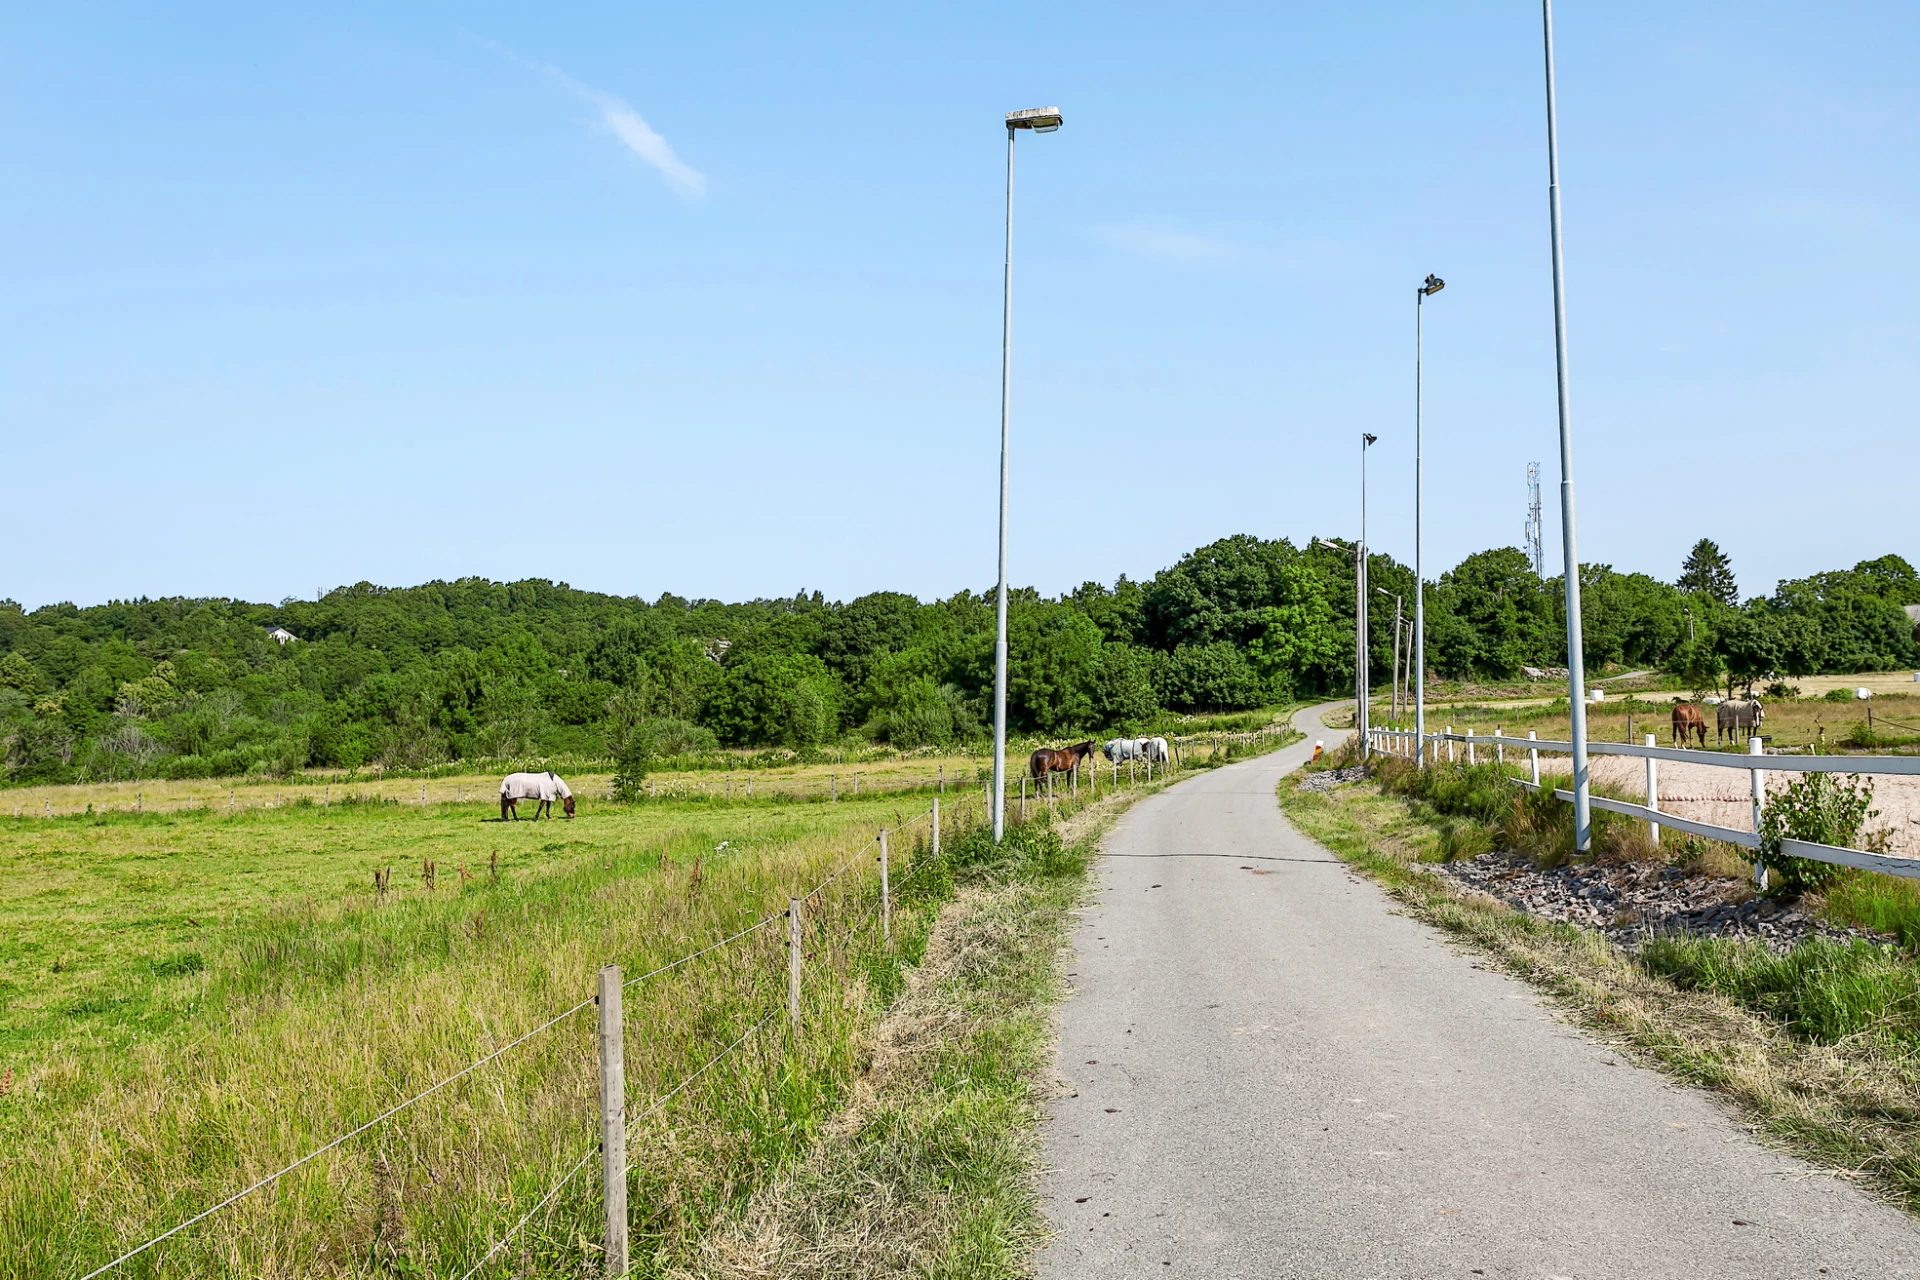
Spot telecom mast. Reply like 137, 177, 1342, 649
1524, 463, 1545, 578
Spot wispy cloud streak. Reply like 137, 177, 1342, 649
477, 37, 706, 199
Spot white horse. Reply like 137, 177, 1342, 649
1102, 738, 1142, 763
500, 771, 574, 820
1141, 737, 1171, 766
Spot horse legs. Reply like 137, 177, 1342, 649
502, 795, 515, 821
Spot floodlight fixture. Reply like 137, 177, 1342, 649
1422, 274, 1445, 296
1005, 107, 1064, 133
1363, 433, 1378, 446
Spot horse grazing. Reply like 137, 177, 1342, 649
1716, 699, 1764, 744
500, 771, 575, 820
1671, 702, 1706, 748
1102, 738, 1142, 763
1030, 742, 1095, 780
1141, 736, 1171, 766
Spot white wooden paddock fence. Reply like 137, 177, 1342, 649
1367, 725, 1920, 885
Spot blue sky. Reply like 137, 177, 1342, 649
4, 1, 1914, 611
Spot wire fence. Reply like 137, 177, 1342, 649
1367, 724, 1920, 881
60, 726, 1264, 1279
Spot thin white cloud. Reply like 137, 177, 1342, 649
1090, 223, 1239, 264
574, 87, 706, 198
474, 36, 706, 199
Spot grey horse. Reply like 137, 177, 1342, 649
1716, 700, 1764, 744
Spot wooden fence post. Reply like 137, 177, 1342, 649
1750, 737, 1768, 892
932, 796, 940, 857
879, 830, 891, 945
1644, 733, 1661, 845
597, 965, 628, 1277
787, 899, 803, 1025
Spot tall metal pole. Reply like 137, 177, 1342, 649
1542, 0, 1591, 851
1414, 290, 1426, 765
992, 125, 1016, 844
1359, 435, 1370, 755
1388, 594, 1403, 723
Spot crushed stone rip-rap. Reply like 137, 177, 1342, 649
1428, 851, 1895, 955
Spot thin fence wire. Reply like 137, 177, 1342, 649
76, 805, 942, 1277
456, 1008, 779, 1280
73, 991, 601, 1280
72, 750, 1202, 1276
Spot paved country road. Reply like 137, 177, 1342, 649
1036, 703, 1920, 1279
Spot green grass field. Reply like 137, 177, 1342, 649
0, 728, 1234, 1280
0, 777, 1017, 1278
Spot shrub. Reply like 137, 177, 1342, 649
611, 730, 652, 802
1825, 687, 1857, 704
1757, 771, 1879, 893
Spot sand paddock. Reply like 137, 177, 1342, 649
1568, 752, 1920, 862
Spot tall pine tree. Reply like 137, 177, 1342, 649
1678, 538, 1738, 606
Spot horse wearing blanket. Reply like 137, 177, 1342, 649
500, 771, 575, 820
1716, 700, 1763, 745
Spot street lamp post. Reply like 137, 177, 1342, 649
1318, 537, 1365, 744
1360, 433, 1377, 755
1539, 1, 1591, 852
991, 106, 1063, 846
1415, 274, 1443, 766
1376, 587, 1402, 724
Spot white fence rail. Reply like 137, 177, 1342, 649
1366, 725, 1920, 882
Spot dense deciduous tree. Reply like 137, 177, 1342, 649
2, 540, 1911, 785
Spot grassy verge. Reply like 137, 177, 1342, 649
1277, 768, 1920, 1214
674, 773, 1169, 1280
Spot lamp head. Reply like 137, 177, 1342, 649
1005, 107, 1064, 134
1363, 433, 1378, 447
1421, 274, 1445, 296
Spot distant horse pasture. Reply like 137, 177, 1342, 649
500, 771, 575, 820
1030, 742, 1095, 781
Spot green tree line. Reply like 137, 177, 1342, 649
1, 537, 1913, 785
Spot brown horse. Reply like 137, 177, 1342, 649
1030, 741, 1095, 780
1671, 702, 1706, 748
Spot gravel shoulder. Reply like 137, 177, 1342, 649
1034, 703, 1920, 1279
